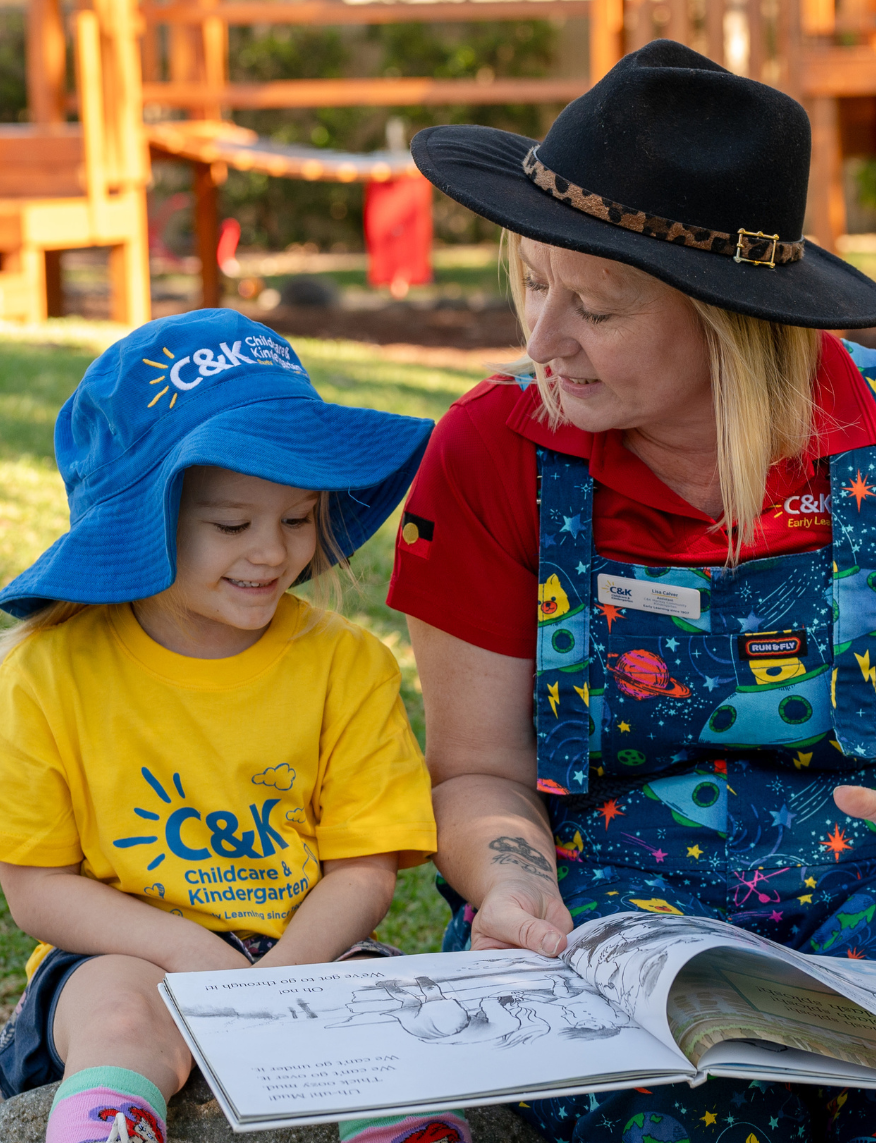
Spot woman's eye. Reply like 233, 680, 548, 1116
523, 274, 548, 294
214, 523, 248, 534
575, 303, 610, 324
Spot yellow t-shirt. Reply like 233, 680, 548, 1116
0, 596, 435, 957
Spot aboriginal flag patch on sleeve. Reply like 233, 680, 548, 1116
401, 511, 434, 559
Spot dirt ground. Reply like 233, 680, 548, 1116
236, 301, 524, 351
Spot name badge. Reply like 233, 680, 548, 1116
597, 573, 702, 620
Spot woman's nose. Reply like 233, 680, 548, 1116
526, 294, 582, 365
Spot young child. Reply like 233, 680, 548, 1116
0, 311, 470, 1143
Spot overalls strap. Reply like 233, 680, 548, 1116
831, 447, 876, 758
535, 448, 593, 796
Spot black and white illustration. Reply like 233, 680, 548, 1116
323, 961, 631, 1048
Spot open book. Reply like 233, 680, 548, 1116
160, 912, 876, 1132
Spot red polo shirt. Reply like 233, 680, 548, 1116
387, 333, 876, 660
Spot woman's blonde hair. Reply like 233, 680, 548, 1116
0, 488, 354, 662
502, 230, 821, 563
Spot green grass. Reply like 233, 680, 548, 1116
0, 323, 483, 1008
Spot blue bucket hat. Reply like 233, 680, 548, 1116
0, 310, 433, 618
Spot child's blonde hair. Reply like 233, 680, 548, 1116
501, 230, 821, 563
0, 488, 353, 662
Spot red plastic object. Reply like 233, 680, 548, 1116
364, 175, 433, 295
217, 217, 241, 270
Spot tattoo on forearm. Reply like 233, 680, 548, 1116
488, 836, 554, 882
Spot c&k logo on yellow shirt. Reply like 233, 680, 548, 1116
113, 764, 315, 915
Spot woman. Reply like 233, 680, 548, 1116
388, 39, 876, 1143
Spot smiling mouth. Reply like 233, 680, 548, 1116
225, 577, 277, 589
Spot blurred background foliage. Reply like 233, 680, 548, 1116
0, 8, 27, 122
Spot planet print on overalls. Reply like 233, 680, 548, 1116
607, 649, 691, 700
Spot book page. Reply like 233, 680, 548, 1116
561, 913, 778, 1044
668, 948, 876, 1069
162, 948, 692, 1126
561, 911, 876, 1053
697, 1040, 876, 1088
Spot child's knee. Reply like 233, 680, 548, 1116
54, 956, 178, 1050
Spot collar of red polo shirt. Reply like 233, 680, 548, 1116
503, 332, 876, 523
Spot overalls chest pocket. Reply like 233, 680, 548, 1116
594, 555, 835, 773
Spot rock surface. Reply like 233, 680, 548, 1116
0, 1072, 548, 1142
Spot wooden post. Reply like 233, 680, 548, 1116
667, 0, 689, 45
27, 0, 67, 125
109, 0, 149, 190
75, 10, 108, 206
194, 161, 221, 307
108, 216, 152, 325
748, 0, 765, 81
802, 0, 835, 36
44, 250, 63, 317
777, 0, 801, 99
706, 0, 725, 65
807, 96, 846, 254
170, 1, 206, 117
201, 0, 228, 120
626, 0, 653, 51
590, 0, 624, 83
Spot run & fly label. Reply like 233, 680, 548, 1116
597, 573, 702, 620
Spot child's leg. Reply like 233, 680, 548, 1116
339, 1112, 471, 1143
47, 954, 191, 1143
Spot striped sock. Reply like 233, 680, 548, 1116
338, 1111, 471, 1143
46, 1067, 167, 1143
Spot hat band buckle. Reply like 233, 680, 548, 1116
735, 228, 779, 269
521, 147, 804, 268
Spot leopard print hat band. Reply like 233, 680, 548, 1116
522, 146, 805, 268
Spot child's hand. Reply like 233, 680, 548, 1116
256, 852, 398, 967
834, 785, 876, 823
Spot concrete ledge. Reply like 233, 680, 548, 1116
0, 1072, 548, 1142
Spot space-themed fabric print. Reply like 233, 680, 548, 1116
536, 445, 876, 797
441, 439, 876, 1142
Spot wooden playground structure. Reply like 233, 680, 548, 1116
3, 0, 876, 324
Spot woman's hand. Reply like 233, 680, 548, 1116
471, 876, 573, 956
834, 784, 876, 823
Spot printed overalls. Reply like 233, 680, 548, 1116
441, 440, 876, 1142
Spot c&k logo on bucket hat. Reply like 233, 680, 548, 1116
141, 333, 307, 413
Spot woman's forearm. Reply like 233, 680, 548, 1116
431, 772, 556, 904
431, 773, 573, 955
0, 863, 249, 973
256, 853, 398, 967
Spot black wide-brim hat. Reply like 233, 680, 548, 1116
412, 40, 876, 328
